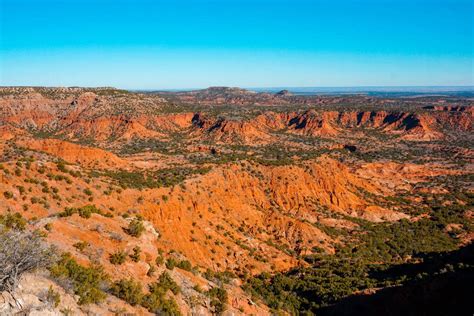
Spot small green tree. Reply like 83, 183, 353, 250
46, 286, 61, 308
0, 212, 27, 231
109, 250, 127, 265
165, 258, 177, 270
130, 246, 141, 262
50, 253, 108, 305
176, 260, 192, 271
208, 286, 228, 315
3, 191, 13, 199
125, 218, 145, 237
110, 278, 144, 306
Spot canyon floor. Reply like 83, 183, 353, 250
0, 87, 472, 315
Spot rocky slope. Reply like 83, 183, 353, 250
1, 88, 472, 147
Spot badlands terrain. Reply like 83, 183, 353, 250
0, 86, 472, 315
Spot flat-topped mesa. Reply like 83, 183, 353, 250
275, 89, 293, 96
194, 86, 257, 95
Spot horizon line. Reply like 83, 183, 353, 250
2, 84, 474, 91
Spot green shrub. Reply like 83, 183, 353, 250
50, 253, 108, 305
130, 246, 141, 262
203, 269, 236, 284
147, 265, 156, 277
142, 293, 181, 316
176, 260, 192, 271
56, 161, 68, 173
156, 254, 164, 266
153, 271, 180, 295
58, 207, 76, 217
165, 258, 177, 270
73, 241, 89, 252
17, 186, 25, 195
58, 205, 105, 219
109, 250, 127, 265
111, 274, 182, 315
110, 278, 144, 306
208, 286, 228, 315
46, 286, 61, 308
78, 207, 92, 219
142, 272, 181, 315
79, 205, 97, 217
3, 191, 13, 199
0, 212, 27, 231
125, 218, 145, 237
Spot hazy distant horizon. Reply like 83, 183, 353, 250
138, 85, 474, 95
3, 84, 474, 94
250, 85, 474, 94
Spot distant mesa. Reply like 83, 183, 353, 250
343, 144, 357, 152
197, 86, 256, 95
275, 89, 293, 96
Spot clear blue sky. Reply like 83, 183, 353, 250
0, 0, 473, 89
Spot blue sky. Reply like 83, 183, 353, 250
0, 0, 472, 89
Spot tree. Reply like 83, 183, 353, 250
125, 218, 145, 237
0, 213, 27, 231
3, 191, 13, 199
0, 229, 57, 292
111, 278, 144, 306
50, 253, 108, 305
208, 286, 228, 315
130, 246, 141, 262
109, 249, 127, 265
